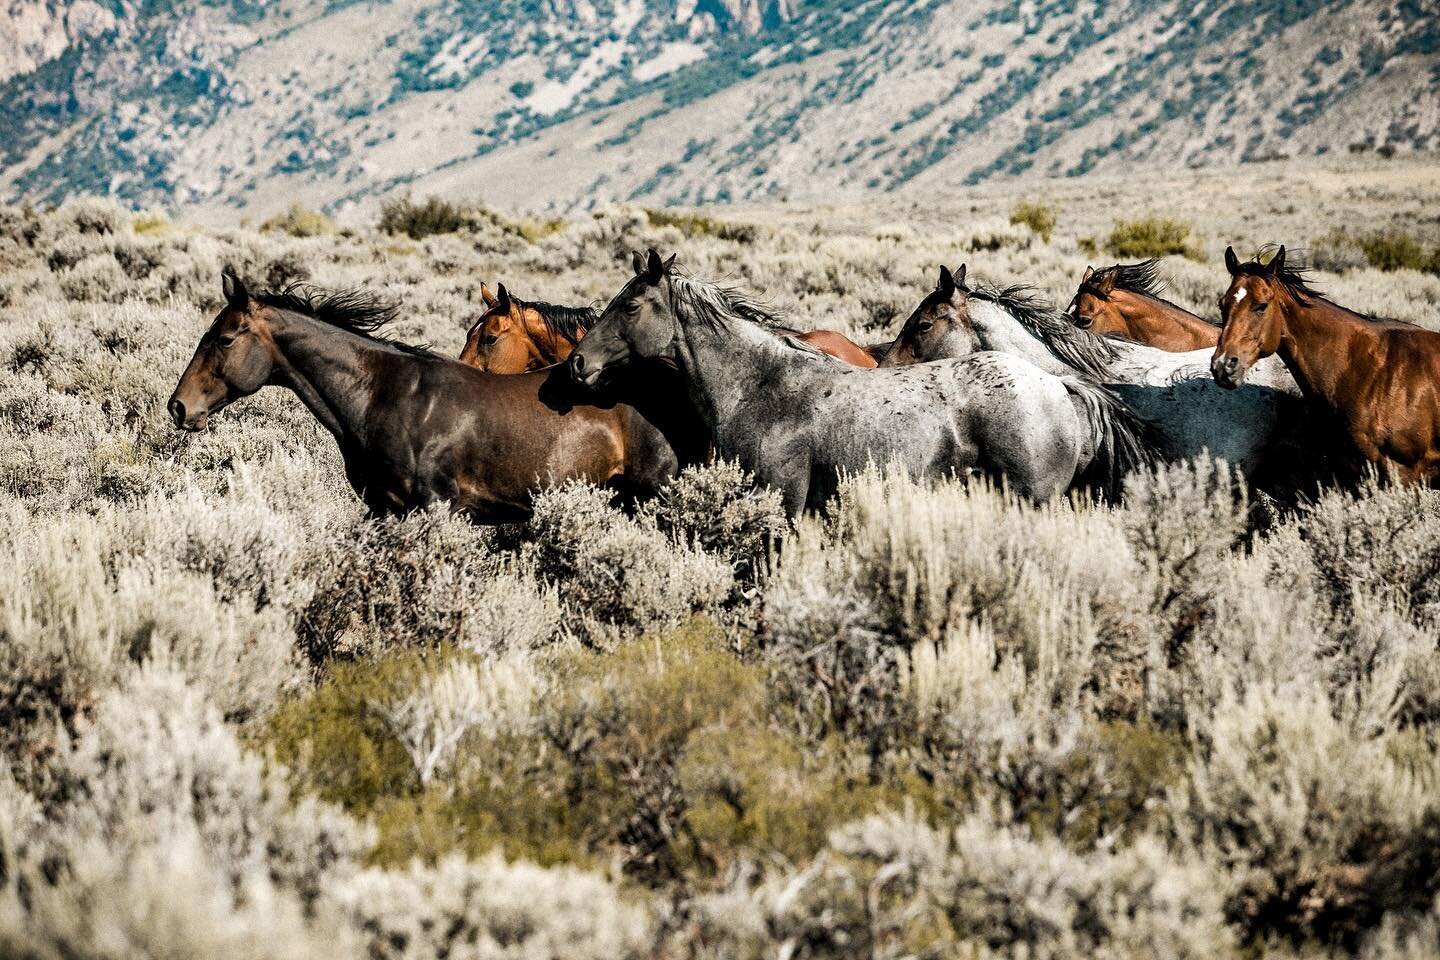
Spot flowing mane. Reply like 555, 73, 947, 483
666, 271, 783, 329
970, 281, 1119, 379
664, 270, 837, 359
1085, 259, 1219, 328
255, 283, 438, 357
1232, 246, 1326, 306
525, 298, 595, 345
1089, 258, 1167, 299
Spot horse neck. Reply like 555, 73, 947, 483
1273, 296, 1372, 406
675, 314, 815, 432
267, 311, 388, 442
530, 325, 577, 364
1118, 292, 1218, 349
968, 299, 1078, 376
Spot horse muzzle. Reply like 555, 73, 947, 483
168, 396, 209, 431
1210, 353, 1244, 390
567, 350, 604, 388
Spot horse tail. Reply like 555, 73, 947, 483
1061, 377, 1161, 498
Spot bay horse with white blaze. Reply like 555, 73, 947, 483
168, 271, 684, 521
1065, 260, 1221, 352
1212, 245, 1440, 484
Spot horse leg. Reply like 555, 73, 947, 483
774, 467, 811, 517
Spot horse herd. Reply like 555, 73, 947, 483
167, 243, 1440, 521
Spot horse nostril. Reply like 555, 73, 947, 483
168, 397, 185, 427
570, 353, 586, 377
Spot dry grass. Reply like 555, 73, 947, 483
2, 160, 1440, 959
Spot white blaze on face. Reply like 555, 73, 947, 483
1232, 286, 1248, 306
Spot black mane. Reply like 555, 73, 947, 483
1234, 245, 1325, 305
525, 298, 596, 346
256, 283, 437, 357
1086, 258, 1217, 327
1088, 258, 1166, 299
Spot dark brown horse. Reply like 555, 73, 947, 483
1212, 245, 1440, 484
1065, 260, 1220, 352
461, 280, 880, 372
168, 271, 683, 521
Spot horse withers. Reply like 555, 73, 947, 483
168, 271, 683, 521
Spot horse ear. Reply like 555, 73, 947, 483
496, 283, 512, 311
954, 264, 967, 289
938, 264, 954, 296
1268, 245, 1286, 274
1081, 265, 1095, 284
632, 250, 646, 276
480, 283, 498, 307
662, 252, 676, 274
1094, 271, 1117, 296
1224, 246, 1241, 276
221, 268, 249, 308
645, 248, 665, 280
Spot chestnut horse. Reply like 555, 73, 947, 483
1065, 260, 1220, 352
459, 282, 592, 372
168, 271, 684, 521
1212, 245, 1440, 484
461, 281, 879, 372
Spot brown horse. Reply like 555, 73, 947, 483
168, 271, 684, 521
461, 281, 879, 372
459, 283, 592, 372
1065, 260, 1220, 352
1212, 245, 1440, 484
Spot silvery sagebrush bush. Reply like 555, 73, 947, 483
521, 480, 733, 647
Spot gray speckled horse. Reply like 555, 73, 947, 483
880, 265, 1348, 492
568, 251, 1158, 515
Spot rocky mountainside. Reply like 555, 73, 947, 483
2, 0, 1436, 220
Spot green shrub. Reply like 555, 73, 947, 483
260, 202, 334, 237
1009, 200, 1057, 242
1106, 216, 1200, 259
1355, 230, 1440, 275
645, 208, 758, 243
378, 194, 472, 239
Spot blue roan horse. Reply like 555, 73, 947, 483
568, 251, 1158, 515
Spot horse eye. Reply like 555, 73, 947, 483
916, 319, 934, 332
483, 335, 499, 346
216, 335, 236, 348
624, 301, 640, 315
1073, 313, 1093, 329
1253, 301, 1268, 313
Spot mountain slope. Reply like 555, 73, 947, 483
2, 0, 1436, 219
